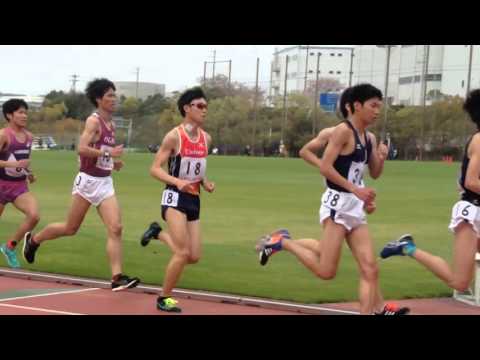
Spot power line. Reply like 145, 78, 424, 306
203, 49, 232, 87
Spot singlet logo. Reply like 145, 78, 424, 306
185, 149, 205, 156
104, 136, 115, 145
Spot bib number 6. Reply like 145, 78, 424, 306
458, 202, 477, 222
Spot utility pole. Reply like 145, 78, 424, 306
70, 74, 79, 93
465, 45, 475, 142
212, 50, 216, 82
252, 57, 260, 156
203, 61, 207, 86
349, 48, 355, 87
382, 45, 392, 140
135, 67, 140, 99
420, 45, 430, 161
304, 45, 310, 92
228, 60, 232, 89
282, 55, 289, 143
467, 45, 474, 96
313, 52, 321, 135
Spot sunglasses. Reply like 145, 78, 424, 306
190, 103, 208, 110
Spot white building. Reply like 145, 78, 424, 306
269, 45, 355, 103
115, 81, 165, 101
0, 95, 45, 110
352, 45, 480, 106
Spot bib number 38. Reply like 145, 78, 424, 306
322, 190, 344, 210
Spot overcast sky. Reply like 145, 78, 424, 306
0, 45, 351, 96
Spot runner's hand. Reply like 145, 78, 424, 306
364, 200, 376, 214
14, 159, 30, 168
202, 180, 215, 193
353, 187, 376, 203
111, 145, 124, 158
378, 143, 389, 161
113, 160, 124, 171
176, 179, 196, 193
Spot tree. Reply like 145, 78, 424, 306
64, 92, 93, 120
199, 74, 265, 103
43, 90, 93, 120
138, 93, 168, 115
205, 95, 251, 154
118, 97, 140, 118
157, 104, 182, 138
304, 77, 345, 98
281, 92, 338, 156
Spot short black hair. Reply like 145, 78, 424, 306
347, 83, 383, 114
464, 89, 480, 129
177, 87, 207, 117
338, 87, 352, 119
2, 98, 28, 122
85, 78, 116, 107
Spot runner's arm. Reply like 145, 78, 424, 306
299, 127, 334, 168
201, 132, 214, 191
150, 130, 183, 187
77, 116, 104, 158
465, 134, 480, 194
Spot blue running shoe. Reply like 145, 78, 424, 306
255, 229, 291, 266
380, 234, 415, 259
0, 244, 20, 268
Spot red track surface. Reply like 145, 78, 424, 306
1, 269, 479, 315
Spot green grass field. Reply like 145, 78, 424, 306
0, 151, 461, 303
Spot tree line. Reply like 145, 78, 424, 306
20, 76, 474, 159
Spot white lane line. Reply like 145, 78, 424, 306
0, 287, 100, 302
0, 303, 83, 315
0, 269, 360, 315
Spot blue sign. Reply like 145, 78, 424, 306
319, 93, 339, 113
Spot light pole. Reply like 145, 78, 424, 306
377, 45, 395, 141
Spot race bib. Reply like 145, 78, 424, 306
455, 201, 478, 222
348, 161, 365, 187
178, 157, 206, 182
161, 189, 179, 207
95, 145, 114, 171
321, 189, 348, 211
4, 153, 25, 178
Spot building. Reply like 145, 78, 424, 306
269, 45, 355, 104
352, 45, 480, 106
0, 95, 45, 110
115, 81, 165, 101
